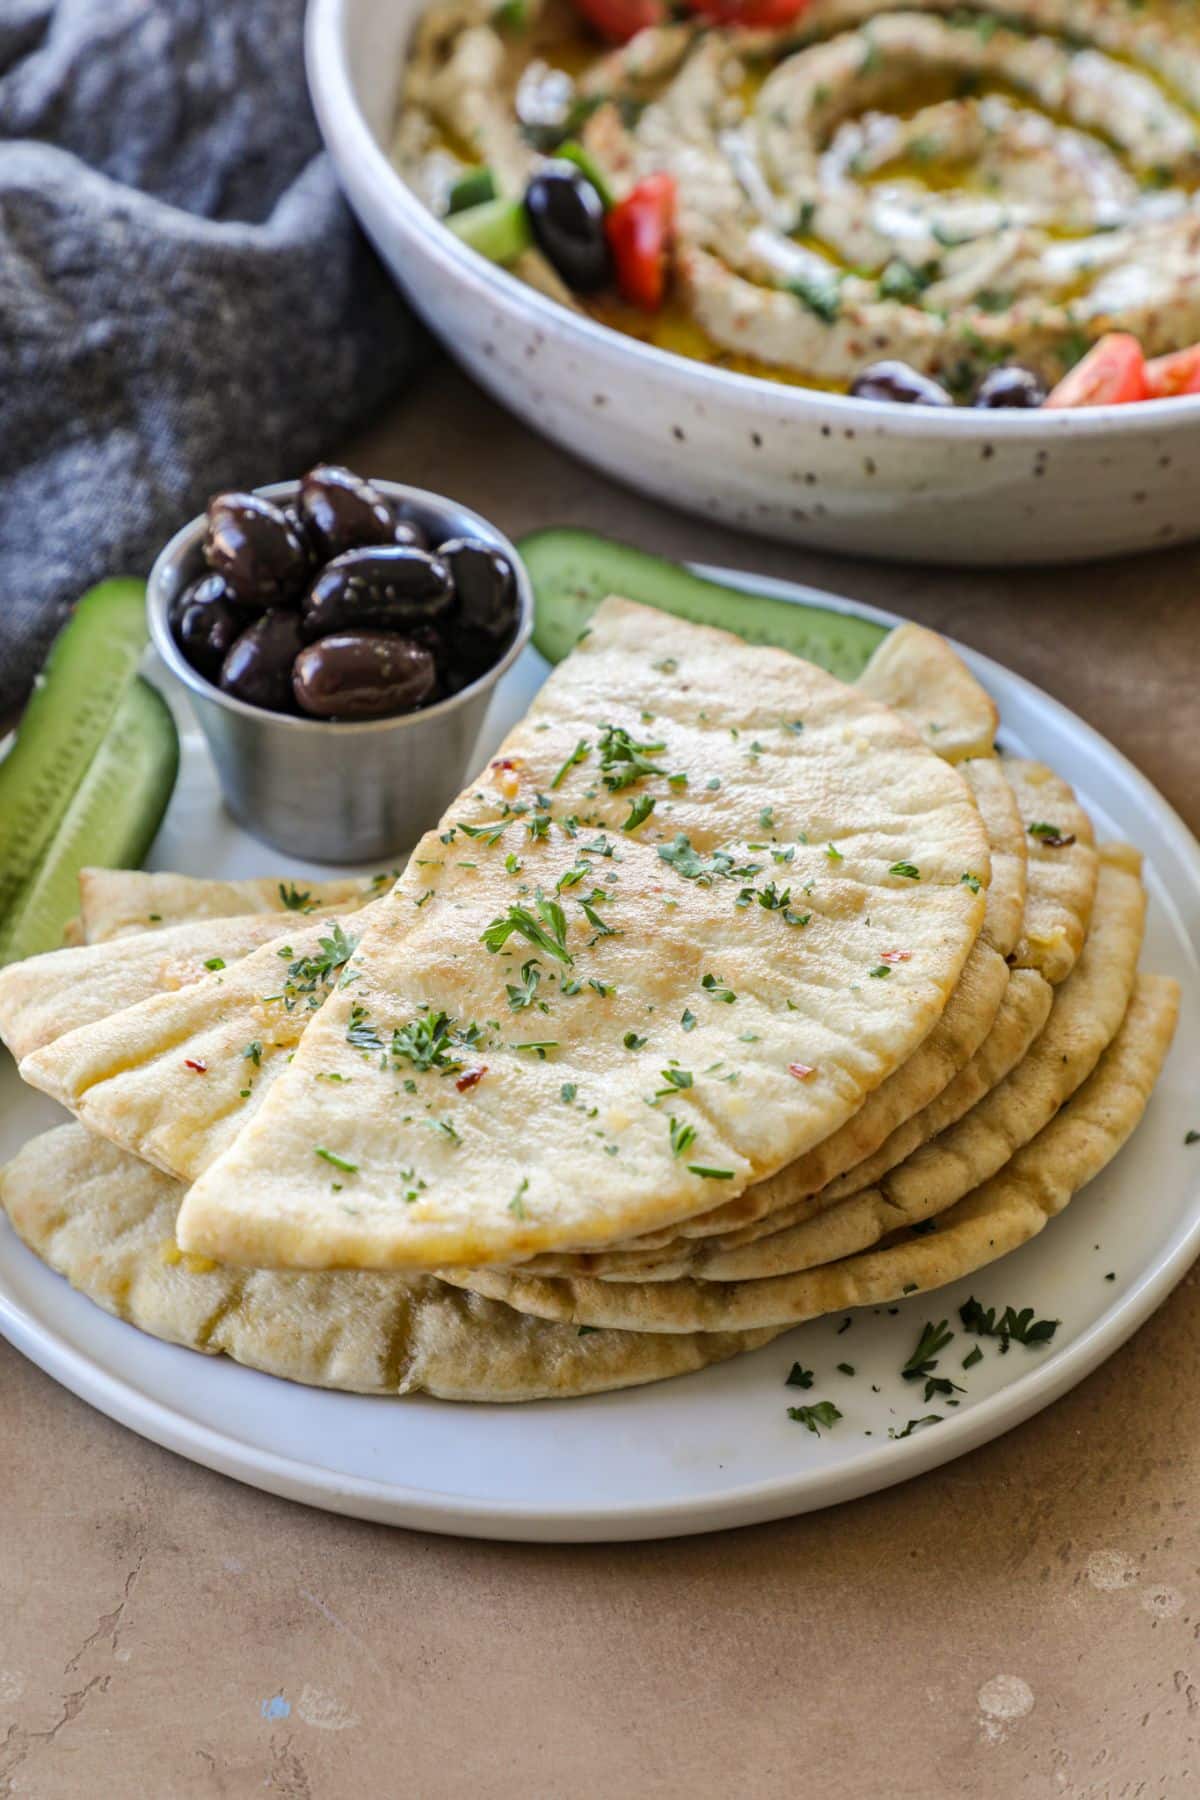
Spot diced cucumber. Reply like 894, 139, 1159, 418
556, 141, 615, 210
446, 196, 532, 265
447, 166, 497, 215
517, 528, 889, 680
0, 580, 150, 931
0, 677, 178, 966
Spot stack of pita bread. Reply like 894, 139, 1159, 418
0, 601, 1179, 1402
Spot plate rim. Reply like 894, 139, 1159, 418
2, 574, 1197, 1542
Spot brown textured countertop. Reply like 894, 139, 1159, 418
3, 364, 1198, 1799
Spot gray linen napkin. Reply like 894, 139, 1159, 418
0, 0, 420, 720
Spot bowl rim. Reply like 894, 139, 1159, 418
306, 0, 1200, 440
147, 477, 534, 737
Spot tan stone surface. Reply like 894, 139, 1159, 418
2, 364, 1198, 1798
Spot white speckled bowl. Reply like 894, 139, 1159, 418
307, 0, 1200, 565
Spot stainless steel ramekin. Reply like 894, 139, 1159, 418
147, 479, 533, 862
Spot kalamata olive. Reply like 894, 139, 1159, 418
973, 364, 1047, 409
301, 546, 455, 641
437, 537, 518, 639
293, 632, 437, 720
298, 465, 397, 559
205, 492, 309, 605
525, 163, 612, 293
219, 611, 306, 712
172, 579, 242, 682
848, 361, 955, 407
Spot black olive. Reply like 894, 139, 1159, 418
205, 493, 309, 605
437, 537, 519, 642
297, 465, 397, 560
172, 578, 242, 682
220, 611, 306, 712
301, 546, 455, 641
848, 361, 955, 407
293, 632, 437, 720
525, 164, 612, 294
973, 365, 1047, 409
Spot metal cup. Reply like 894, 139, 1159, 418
147, 479, 533, 863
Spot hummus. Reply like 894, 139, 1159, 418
396, 0, 1200, 396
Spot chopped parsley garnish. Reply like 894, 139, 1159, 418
1028, 820, 1076, 848
457, 819, 508, 846
788, 272, 841, 325
960, 871, 982, 893
622, 794, 656, 833
901, 1318, 953, 1381
837, 1363, 855, 1376
701, 972, 736, 1003
681, 1008, 697, 1032
889, 1415, 941, 1440
579, 896, 618, 942
314, 1145, 358, 1174
555, 864, 589, 892
204, 957, 226, 972
509, 1178, 529, 1218
514, 1040, 558, 1059
506, 958, 544, 1013
597, 723, 666, 791
279, 882, 317, 913
787, 1400, 843, 1435
825, 843, 844, 864
243, 1041, 263, 1065
959, 1296, 1059, 1348
785, 1362, 814, 1389
658, 1067, 693, 1092
392, 1010, 484, 1075
346, 1004, 384, 1052
551, 737, 590, 789
688, 1164, 734, 1180
759, 807, 775, 832
869, 965, 891, 979
1186, 1130, 1200, 1146
669, 1116, 697, 1158
889, 862, 921, 880
962, 1345, 983, 1370
280, 922, 357, 998
922, 1375, 964, 1402
482, 893, 573, 966
560, 1082, 577, 1103
623, 1030, 648, 1051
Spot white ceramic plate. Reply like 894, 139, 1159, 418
1, 576, 1197, 1542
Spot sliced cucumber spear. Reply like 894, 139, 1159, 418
0, 678, 179, 966
517, 528, 889, 680
0, 580, 179, 967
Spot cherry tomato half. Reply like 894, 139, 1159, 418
685, 0, 811, 24
605, 173, 676, 311
1144, 342, 1200, 398
1043, 333, 1148, 408
570, 0, 666, 44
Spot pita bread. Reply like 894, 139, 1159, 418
19, 904, 387, 1181
76, 868, 394, 944
446, 972, 1177, 1332
0, 1124, 777, 1401
1004, 758, 1098, 983
539, 843, 1141, 1285
172, 599, 988, 1272
857, 623, 999, 764
510, 758, 1029, 1275
0, 906, 364, 1065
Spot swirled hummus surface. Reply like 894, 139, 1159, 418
395, 0, 1200, 395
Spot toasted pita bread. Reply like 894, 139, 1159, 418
168, 599, 988, 1272
0, 906, 365, 1066
857, 623, 998, 763
1004, 758, 1098, 983
446, 972, 1177, 1331
0, 1124, 778, 1401
76, 868, 394, 943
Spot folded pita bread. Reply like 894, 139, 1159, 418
164, 599, 988, 1271
0, 1124, 778, 1401
0, 905, 373, 1065
1004, 758, 1098, 983
76, 867, 394, 943
857, 623, 999, 764
446, 971, 1177, 1331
